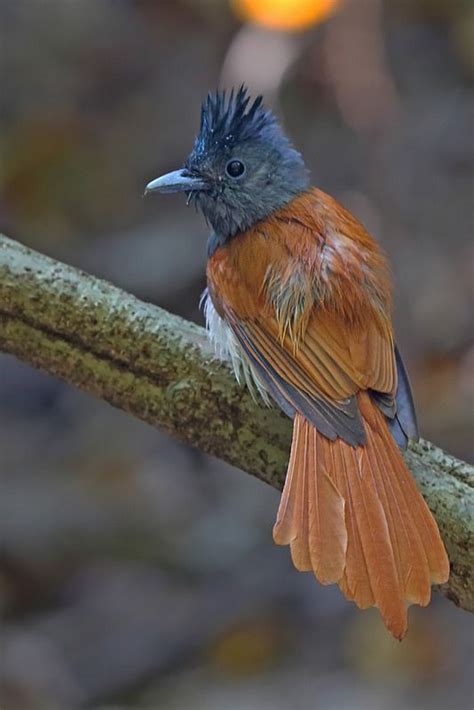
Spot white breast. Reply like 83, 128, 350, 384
201, 289, 271, 406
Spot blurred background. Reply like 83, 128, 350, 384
1, 1, 473, 708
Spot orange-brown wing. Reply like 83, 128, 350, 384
251, 309, 396, 399
226, 307, 396, 446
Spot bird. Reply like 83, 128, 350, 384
145, 87, 449, 639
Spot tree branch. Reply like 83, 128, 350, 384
1, 234, 472, 612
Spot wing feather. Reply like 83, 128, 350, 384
229, 315, 366, 444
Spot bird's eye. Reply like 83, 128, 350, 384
225, 159, 245, 178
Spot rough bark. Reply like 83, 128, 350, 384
0, 234, 472, 612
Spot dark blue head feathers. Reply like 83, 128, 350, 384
194, 87, 275, 157
184, 86, 310, 243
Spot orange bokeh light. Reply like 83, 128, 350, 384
232, 0, 340, 30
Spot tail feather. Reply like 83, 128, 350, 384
273, 417, 301, 544
290, 418, 311, 570
339, 436, 408, 638
273, 393, 449, 639
369, 426, 431, 605
379, 424, 449, 585
362, 394, 449, 586
307, 427, 347, 583
329, 440, 375, 609
274, 415, 347, 580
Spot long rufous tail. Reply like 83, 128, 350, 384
273, 392, 449, 639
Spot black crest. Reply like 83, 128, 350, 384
192, 86, 276, 158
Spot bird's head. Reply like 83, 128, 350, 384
146, 87, 309, 242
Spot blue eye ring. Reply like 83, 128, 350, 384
225, 159, 246, 178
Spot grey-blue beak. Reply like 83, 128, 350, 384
145, 169, 209, 195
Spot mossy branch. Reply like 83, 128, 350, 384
0, 234, 472, 612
